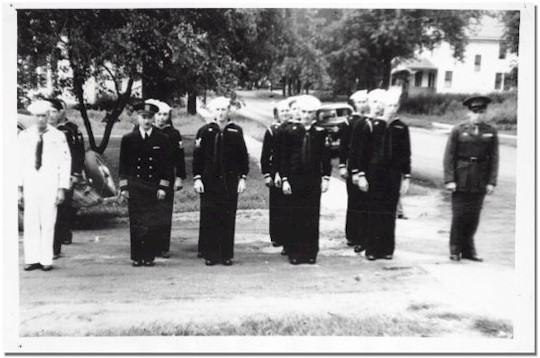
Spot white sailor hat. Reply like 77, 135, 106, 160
349, 90, 368, 101
208, 96, 232, 109
382, 88, 403, 106
275, 99, 290, 112
27, 100, 54, 115
295, 95, 322, 111
367, 89, 386, 103
157, 101, 172, 113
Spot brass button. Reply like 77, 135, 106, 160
149, 166, 153, 169
149, 157, 153, 161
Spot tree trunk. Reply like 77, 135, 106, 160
72, 69, 97, 152
287, 78, 292, 97
282, 76, 287, 97
381, 56, 393, 90
296, 79, 301, 95
187, 91, 197, 115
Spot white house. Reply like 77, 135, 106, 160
391, 15, 517, 96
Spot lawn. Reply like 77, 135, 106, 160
78, 111, 269, 222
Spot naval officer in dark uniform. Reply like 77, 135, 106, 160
351, 89, 411, 261
118, 102, 172, 267
46, 99, 85, 259
443, 96, 499, 262
148, 99, 186, 258
193, 96, 249, 266
338, 90, 370, 251
281, 95, 332, 265
260, 99, 290, 248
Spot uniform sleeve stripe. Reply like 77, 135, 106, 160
119, 179, 128, 186
339, 164, 346, 168
159, 179, 170, 186
194, 175, 201, 180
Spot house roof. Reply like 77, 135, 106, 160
467, 15, 505, 41
391, 58, 437, 74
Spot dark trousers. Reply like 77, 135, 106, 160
269, 185, 287, 246
365, 166, 401, 258
53, 188, 74, 255
450, 192, 485, 257
155, 183, 174, 254
285, 175, 321, 261
198, 174, 239, 262
128, 181, 166, 262
345, 176, 369, 247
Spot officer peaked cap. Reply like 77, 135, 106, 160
296, 95, 322, 111
27, 100, 54, 115
134, 102, 159, 115
349, 90, 368, 101
463, 96, 492, 110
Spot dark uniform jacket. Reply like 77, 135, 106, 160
443, 121, 499, 193
260, 120, 282, 179
57, 120, 85, 175
159, 125, 187, 180
119, 128, 172, 191
351, 117, 411, 177
339, 113, 369, 173
280, 120, 332, 181
193, 121, 249, 181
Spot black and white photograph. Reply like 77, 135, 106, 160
2, 1, 535, 354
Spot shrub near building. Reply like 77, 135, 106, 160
399, 91, 517, 132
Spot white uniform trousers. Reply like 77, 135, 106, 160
23, 180, 58, 266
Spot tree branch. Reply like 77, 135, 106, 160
101, 64, 121, 97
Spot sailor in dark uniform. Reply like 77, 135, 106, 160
443, 96, 498, 262
193, 96, 249, 266
260, 100, 290, 249
118, 102, 172, 267
148, 99, 186, 258
338, 90, 370, 252
46, 99, 85, 259
281, 95, 331, 265
351, 89, 411, 261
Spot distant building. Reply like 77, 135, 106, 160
390, 15, 517, 96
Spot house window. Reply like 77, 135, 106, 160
444, 71, 453, 88
474, 55, 482, 71
499, 42, 507, 59
428, 72, 435, 88
494, 72, 503, 90
414, 71, 423, 87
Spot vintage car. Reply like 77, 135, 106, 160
18, 112, 117, 230
315, 103, 354, 154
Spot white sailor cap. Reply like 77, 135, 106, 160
275, 99, 290, 112
208, 96, 232, 110
27, 100, 53, 115
295, 95, 322, 111
367, 89, 386, 103
382, 88, 403, 106
349, 90, 368, 101
157, 101, 172, 113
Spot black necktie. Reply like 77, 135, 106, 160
145, 132, 149, 140
35, 133, 43, 170
302, 130, 311, 168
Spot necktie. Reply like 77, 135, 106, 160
35, 133, 43, 170
301, 130, 311, 168
145, 132, 149, 140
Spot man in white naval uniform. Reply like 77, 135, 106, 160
18, 100, 71, 271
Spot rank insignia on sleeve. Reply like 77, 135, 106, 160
195, 138, 202, 148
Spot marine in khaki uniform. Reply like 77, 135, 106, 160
260, 100, 290, 248
443, 96, 499, 262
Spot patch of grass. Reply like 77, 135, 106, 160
407, 302, 437, 311
30, 314, 447, 337
472, 318, 513, 338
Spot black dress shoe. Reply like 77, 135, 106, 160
289, 258, 300, 265
143, 260, 155, 267
53, 253, 63, 260
205, 260, 216, 266
280, 249, 288, 256
397, 214, 408, 220
307, 258, 316, 264
24, 263, 42, 271
197, 252, 204, 258
223, 259, 233, 266
384, 255, 393, 260
132, 260, 143, 267
449, 254, 461, 261
160, 251, 171, 259
346, 241, 355, 247
463, 256, 483, 262
354, 245, 364, 253
41, 265, 53, 271
366, 255, 376, 261
271, 241, 281, 247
